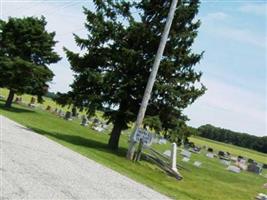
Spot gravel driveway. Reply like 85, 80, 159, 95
0, 115, 169, 200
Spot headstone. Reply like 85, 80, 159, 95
184, 143, 190, 149
15, 97, 21, 103
181, 150, 191, 158
220, 159, 231, 166
193, 161, 202, 168
30, 97, 36, 104
28, 103, 36, 108
46, 105, 51, 111
206, 153, 214, 158
93, 126, 104, 132
247, 162, 262, 174
28, 99, 36, 107
102, 124, 109, 130
255, 193, 267, 200
81, 115, 88, 126
236, 162, 247, 170
193, 146, 201, 153
227, 165, 240, 173
171, 143, 177, 172
163, 150, 171, 157
182, 157, 190, 162
218, 151, 225, 157
158, 138, 167, 145
53, 108, 58, 114
237, 155, 244, 162
64, 111, 72, 120
57, 109, 63, 116
230, 156, 238, 161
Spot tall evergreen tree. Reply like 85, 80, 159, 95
0, 17, 60, 107
64, 0, 206, 150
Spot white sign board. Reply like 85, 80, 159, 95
133, 128, 153, 146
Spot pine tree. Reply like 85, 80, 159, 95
64, 0, 206, 150
0, 17, 60, 107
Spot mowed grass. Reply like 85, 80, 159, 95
1, 97, 267, 199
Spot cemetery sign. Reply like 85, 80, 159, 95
133, 128, 153, 146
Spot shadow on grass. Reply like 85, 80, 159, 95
0, 102, 34, 113
28, 126, 128, 158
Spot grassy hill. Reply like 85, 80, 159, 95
1, 88, 266, 200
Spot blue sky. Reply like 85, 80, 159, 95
1, 0, 266, 136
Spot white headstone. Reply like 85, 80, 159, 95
171, 143, 177, 172
220, 159, 231, 166
159, 139, 167, 144
227, 165, 240, 173
256, 193, 267, 200
163, 150, 171, 157
181, 150, 191, 158
206, 153, 214, 158
194, 161, 202, 167
230, 156, 238, 161
236, 162, 247, 170
182, 157, 190, 162
93, 126, 104, 132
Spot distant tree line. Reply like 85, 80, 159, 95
197, 124, 267, 153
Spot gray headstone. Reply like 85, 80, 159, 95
247, 163, 261, 174
64, 111, 72, 120
81, 115, 88, 126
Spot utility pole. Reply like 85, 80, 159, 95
126, 0, 178, 160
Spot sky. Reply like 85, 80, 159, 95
1, 0, 266, 136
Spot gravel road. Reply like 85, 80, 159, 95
0, 115, 169, 200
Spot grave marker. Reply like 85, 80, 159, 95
182, 157, 190, 162
247, 162, 262, 174
206, 153, 214, 158
64, 111, 72, 120
81, 115, 88, 126
193, 161, 202, 167
171, 143, 177, 172
163, 150, 171, 158
181, 150, 191, 158
227, 165, 240, 173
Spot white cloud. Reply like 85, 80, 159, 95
212, 26, 266, 48
240, 4, 267, 16
184, 77, 266, 136
202, 12, 229, 22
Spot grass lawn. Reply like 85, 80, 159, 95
1, 97, 266, 200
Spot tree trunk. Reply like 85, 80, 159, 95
108, 119, 123, 150
5, 90, 15, 108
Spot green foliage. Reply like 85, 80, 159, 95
64, 0, 206, 149
0, 16, 60, 106
168, 121, 197, 146
198, 124, 267, 154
